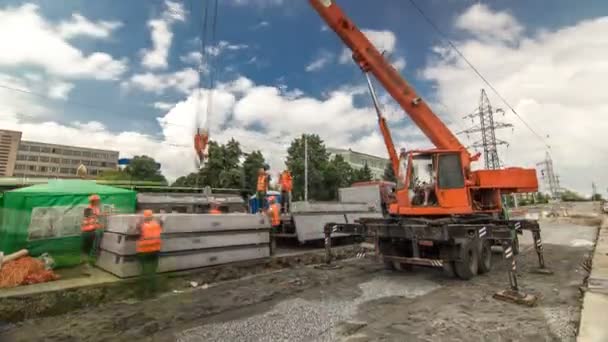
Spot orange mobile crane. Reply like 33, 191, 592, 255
311, 0, 548, 303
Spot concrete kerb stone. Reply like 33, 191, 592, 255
0, 244, 364, 323
577, 215, 608, 341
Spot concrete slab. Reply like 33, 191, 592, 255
291, 202, 374, 213
588, 223, 608, 293
293, 214, 348, 242
96, 245, 270, 278
101, 230, 270, 255
577, 292, 608, 342
106, 213, 270, 235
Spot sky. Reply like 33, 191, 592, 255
0, 0, 606, 196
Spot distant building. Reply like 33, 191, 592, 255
327, 147, 388, 180
0, 129, 22, 176
1, 130, 119, 178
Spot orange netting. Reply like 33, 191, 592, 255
0, 257, 60, 289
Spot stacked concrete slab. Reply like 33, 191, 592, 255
97, 213, 271, 278
289, 201, 381, 242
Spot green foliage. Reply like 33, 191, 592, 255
97, 155, 166, 183
383, 161, 396, 183
172, 140, 254, 191
591, 193, 604, 201
561, 189, 586, 202
242, 151, 266, 193
352, 162, 373, 183
323, 154, 354, 200
285, 134, 329, 201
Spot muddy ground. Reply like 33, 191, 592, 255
0, 221, 597, 342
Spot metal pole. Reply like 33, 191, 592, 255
304, 135, 308, 202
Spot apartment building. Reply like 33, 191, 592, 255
13, 140, 119, 178
327, 147, 388, 180
0, 129, 22, 176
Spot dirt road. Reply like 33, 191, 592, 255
1, 220, 596, 342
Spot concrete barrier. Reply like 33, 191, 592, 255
290, 201, 374, 213
97, 213, 271, 277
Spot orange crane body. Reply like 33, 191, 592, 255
310, 0, 537, 216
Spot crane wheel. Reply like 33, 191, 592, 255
455, 241, 479, 280
478, 240, 492, 274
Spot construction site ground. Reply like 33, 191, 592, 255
0, 213, 598, 342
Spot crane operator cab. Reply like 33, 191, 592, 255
397, 150, 469, 210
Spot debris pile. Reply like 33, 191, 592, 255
0, 256, 59, 289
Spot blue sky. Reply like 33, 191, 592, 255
1, 0, 607, 194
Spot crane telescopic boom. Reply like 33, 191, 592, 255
309, 0, 466, 153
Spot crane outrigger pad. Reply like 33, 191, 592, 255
493, 289, 538, 307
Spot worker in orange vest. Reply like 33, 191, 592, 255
137, 209, 163, 298
267, 196, 281, 228
208, 201, 222, 214
279, 170, 293, 213
256, 168, 269, 212
81, 194, 103, 269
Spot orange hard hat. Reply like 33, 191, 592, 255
143, 210, 154, 218
89, 194, 100, 202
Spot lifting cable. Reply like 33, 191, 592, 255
406, 0, 552, 152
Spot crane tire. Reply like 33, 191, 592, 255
455, 241, 479, 280
478, 240, 492, 274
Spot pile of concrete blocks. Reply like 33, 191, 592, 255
97, 213, 271, 278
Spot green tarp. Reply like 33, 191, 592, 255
0, 180, 136, 267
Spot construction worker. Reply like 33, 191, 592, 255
267, 196, 281, 228
208, 201, 222, 214
136, 210, 162, 298
279, 169, 293, 213
81, 194, 103, 270
256, 168, 268, 212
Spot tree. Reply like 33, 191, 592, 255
125, 155, 167, 183
172, 140, 244, 189
285, 134, 329, 201
242, 151, 266, 193
383, 161, 396, 183
561, 189, 585, 202
323, 155, 353, 200
98, 156, 166, 183
352, 162, 373, 183
591, 193, 604, 201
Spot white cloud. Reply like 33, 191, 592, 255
124, 68, 199, 94
205, 41, 248, 57
47, 81, 74, 99
58, 13, 122, 39
339, 29, 398, 64
180, 51, 202, 65
0, 4, 127, 80
251, 21, 270, 30
305, 51, 333, 72
141, 0, 186, 70
455, 3, 523, 43
423, 7, 608, 194
153, 102, 175, 110
229, 0, 284, 7
392, 57, 406, 71
3, 75, 404, 182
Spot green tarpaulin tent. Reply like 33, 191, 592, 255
0, 180, 136, 267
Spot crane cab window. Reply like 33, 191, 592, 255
437, 153, 465, 189
408, 154, 437, 206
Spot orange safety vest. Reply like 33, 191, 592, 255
269, 203, 281, 227
137, 220, 162, 253
280, 172, 293, 192
81, 205, 101, 232
209, 208, 222, 214
257, 173, 268, 192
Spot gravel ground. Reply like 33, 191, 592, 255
1, 220, 597, 342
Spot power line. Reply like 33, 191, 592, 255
406, 0, 551, 150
